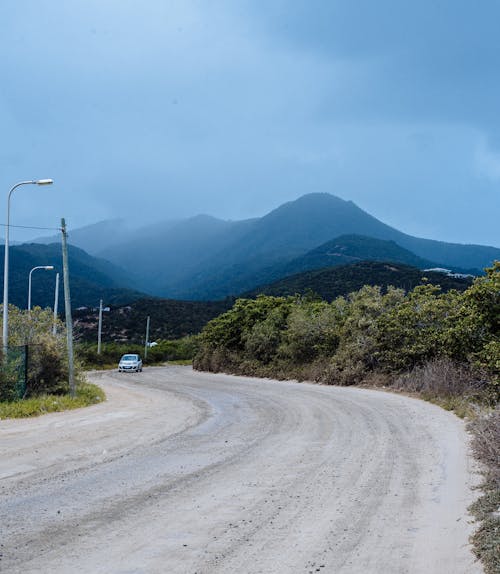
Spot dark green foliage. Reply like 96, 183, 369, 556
278, 298, 347, 364
26, 338, 69, 396
194, 296, 294, 372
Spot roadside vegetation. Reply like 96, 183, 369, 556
0, 306, 104, 419
0, 383, 105, 419
76, 336, 198, 370
469, 407, 500, 574
194, 262, 500, 572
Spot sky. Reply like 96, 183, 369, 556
0, 0, 499, 246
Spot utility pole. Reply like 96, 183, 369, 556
61, 219, 75, 397
52, 272, 59, 336
97, 299, 103, 354
144, 315, 150, 360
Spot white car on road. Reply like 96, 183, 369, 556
118, 354, 143, 373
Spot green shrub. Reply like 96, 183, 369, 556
194, 263, 500, 394
1, 306, 76, 398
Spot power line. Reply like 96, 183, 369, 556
0, 223, 62, 231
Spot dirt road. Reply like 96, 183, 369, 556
0, 366, 481, 573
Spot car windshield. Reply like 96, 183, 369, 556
122, 355, 138, 361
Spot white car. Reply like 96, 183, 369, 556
118, 354, 143, 373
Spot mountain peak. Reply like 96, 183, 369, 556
272, 192, 349, 213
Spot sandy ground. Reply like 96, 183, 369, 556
0, 366, 482, 573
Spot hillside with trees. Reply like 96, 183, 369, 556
73, 297, 234, 343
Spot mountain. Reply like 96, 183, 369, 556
156, 194, 495, 299
2, 243, 145, 310
31, 193, 500, 300
245, 261, 474, 302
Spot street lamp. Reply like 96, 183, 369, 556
52, 272, 59, 335
2, 179, 53, 355
28, 266, 54, 312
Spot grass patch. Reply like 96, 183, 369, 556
424, 396, 479, 419
0, 383, 105, 419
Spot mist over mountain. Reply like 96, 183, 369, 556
32, 219, 136, 256
31, 193, 500, 301
98, 215, 257, 290
2, 243, 144, 310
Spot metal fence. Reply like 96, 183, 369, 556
0, 345, 28, 401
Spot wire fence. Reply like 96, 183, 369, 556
0, 345, 28, 401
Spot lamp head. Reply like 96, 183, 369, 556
36, 179, 53, 185
44, 266, 54, 270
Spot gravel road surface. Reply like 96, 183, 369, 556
0, 366, 481, 573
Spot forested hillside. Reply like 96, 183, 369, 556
74, 297, 234, 343
244, 261, 472, 301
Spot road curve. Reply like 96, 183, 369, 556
0, 366, 481, 573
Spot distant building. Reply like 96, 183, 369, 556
423, 268, 474, 279
423, 267, 452, 274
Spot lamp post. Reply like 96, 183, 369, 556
28, 266, 54, 312
52, 272, 59, 335
2, 179, 53, 356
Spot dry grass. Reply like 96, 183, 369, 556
392, 358, 488, 400
471, 407, 500, 489
468, 407, 500, 574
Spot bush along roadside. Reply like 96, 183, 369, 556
0, 306, 106, 419
76, 336, 199, 370
194, 262, 500, 572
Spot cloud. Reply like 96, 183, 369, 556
0, 1, 499, 247
475, 138, 500, 181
